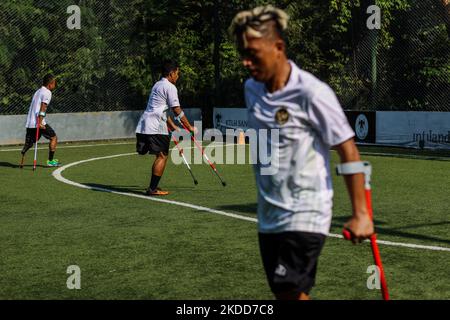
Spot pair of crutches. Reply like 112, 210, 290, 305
169, 125, 227, 187
336, 161, 389, 300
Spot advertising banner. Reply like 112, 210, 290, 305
376, 112, 450, 149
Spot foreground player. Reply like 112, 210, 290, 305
20, 74, 60, 168
230, 5, 374, 300
135, 60, 195, 196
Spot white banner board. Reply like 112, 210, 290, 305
213, 108, 248, 133
376, 112, 450, 149
211, 109, 450, 150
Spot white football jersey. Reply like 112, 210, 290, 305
136, 77, 180, 135
245, 60, 355, 235
25, 86, 52, 128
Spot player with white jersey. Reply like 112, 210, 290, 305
20, 74, 60, 168
135, 60, 195, 196
230, 5, 374, 300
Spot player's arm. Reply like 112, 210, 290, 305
166, 116, 180, 132
167, 85, 196, 134
335, 138, 374, 243
172, 106, 196, 133
38, 102, 48, 129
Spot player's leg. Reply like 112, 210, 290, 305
42, 125, 60, 167
146, 134, 170, 195
152, 151, 169, 176
147, 151, 169, 193
258, 231, 326, 300
20, 128, 37, 168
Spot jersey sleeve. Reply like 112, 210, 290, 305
41, 90, 52, 105
167, 85, 180, 108
307, 84, 354, 147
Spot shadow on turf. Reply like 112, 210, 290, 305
0, 162, 47, 169
84, 183, 145, 195
216, 203, 258, 216
331, 216, 450, 245
79, 186, 450, 246
84, 183, 201, 194
214, 207, 450, 245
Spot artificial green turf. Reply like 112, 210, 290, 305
0, 142, 449, 299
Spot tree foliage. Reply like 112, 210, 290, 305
0, 0, 448, 116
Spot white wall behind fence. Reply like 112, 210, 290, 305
0, 109, 202, 145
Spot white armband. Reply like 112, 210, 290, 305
39, 111, 46, 117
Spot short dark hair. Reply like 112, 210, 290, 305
161, 60, 179, 77
43, 74, 55, 86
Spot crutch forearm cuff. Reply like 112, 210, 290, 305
336, 161, 371, 176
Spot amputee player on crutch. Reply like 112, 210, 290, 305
230, 5, 374, 300
20, 74, 60, 169
135, 60, 196, 196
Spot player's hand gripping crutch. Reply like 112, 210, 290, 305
179, 122, 226, 187
32, 114, 41, 171
168, 128, 198, 185
336, 161, 389, 301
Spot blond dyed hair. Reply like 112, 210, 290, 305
229, 5, 289, 45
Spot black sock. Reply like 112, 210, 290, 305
149, 175, 161, 191
49, 151, 55, 161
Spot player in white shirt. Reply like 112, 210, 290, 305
20, 74, 60, 168
135, 60, 195, 196
230, 5, 374, 300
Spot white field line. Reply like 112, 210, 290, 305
1, 140, 234, 152
358, 152, 450, 161
51, 149, 450, 253
3, 140, 448, 161
0, 141, 135, 152
329, 149, 450, 161
52, 144, 255, 224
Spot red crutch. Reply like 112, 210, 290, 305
336, 161, 389, 300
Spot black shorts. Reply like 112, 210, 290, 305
136, 133, 170, 155
25, 125, 57, 144
258, 231, 326, 296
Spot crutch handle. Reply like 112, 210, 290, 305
342, 228, 376, 242
343, 228, 352, 240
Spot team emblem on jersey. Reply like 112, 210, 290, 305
275, 107, 289, 125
